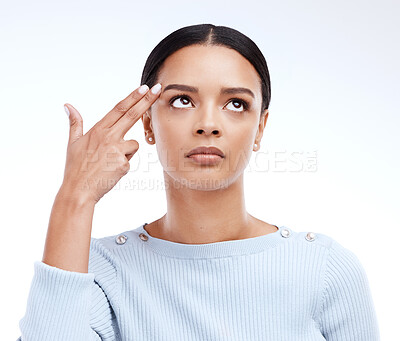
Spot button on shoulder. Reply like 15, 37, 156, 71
280, 228, 291, 238
139, 233, 148, 241
115, 234, 128, 245
305, 231, 316, 242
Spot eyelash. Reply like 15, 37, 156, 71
168, 94, 250, 112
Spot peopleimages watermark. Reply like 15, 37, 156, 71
80, 148, 318, 174
250, 150, 318, 172
78, 149, 318, 191
81, 177, 231, 191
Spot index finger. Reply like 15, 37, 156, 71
97, 84, 150, 129
110, 83, 162, 138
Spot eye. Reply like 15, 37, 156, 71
169, 95, 194, 109
168, 95, 250, 112
225, 99, 249, 112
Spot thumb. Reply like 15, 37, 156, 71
64, 104, 83, 144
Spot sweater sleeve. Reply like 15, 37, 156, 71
316, 239, 380, 340
16, 238, 120, 341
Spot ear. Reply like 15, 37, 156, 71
254, 109, 269, 144
141, 110, 154, 142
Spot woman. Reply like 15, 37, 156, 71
17, 23, 380, 340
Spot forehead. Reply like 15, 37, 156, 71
156, 45, 261, 97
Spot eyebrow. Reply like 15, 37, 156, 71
162, 83, 255, 99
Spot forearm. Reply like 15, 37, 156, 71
42, 186, 96, 273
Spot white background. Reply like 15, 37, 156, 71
1, 0, 398, 339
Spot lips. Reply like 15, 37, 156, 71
185, 146, 225, 158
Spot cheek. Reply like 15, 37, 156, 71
153, 109, 194, 145
224, 123, 257, 171
229, 122, 257, 148
153, 117, 181, 146
152, 118, 186, 168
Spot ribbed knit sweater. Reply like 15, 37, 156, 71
17, 223, 380, 340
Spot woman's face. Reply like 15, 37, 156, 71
142, 44, 268, 191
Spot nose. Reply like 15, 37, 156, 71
193, 106, 222, 137
195, 126, 221, 137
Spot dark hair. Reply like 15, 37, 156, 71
140, 24, 271, 115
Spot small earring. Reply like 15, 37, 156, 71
148, 137, 153, 142
254, 143, 258, 149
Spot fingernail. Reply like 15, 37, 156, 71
151, 83, 161, 94
64, 105, 70, 117
138, 84, 148, 94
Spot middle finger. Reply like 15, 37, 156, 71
98, 84, 150, 129
110, 83, 162, 139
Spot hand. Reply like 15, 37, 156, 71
60, 83, 161, 204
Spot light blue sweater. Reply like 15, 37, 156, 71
17, 223, 380, 340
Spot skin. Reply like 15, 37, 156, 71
141, 44, 278, 244
43, 83, 163, 273
41, 44, 278, 274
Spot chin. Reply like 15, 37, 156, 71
166, 172, 233, 191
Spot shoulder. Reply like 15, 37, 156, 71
87, 235, 125, 338
89, 235, 119, 268
287, 227, 370, 291
88, 224, 144, 273
289, 227, 362, 262
89, 226, 137, 260
289, 227, 380, 338
87, 228, 143, 309
288, 227, 335, 249
291, 228, 369, 281
88, 232, 128, 302
294, 229, 382, 338
321, 234, 371, 295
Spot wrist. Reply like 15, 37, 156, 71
56, 183, 97, 209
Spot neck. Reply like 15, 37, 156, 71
145, 172, 276, 244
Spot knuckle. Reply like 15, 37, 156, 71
87, 128, 100, 145
144, 91, 153, 102
126, 109, 138, 120
114, 102, 128, 113
107, 144, 119, 154
90, 126, 102, 138
70, 117, 81, 127
103, 129, 114, 143
89, 127, 113, 145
